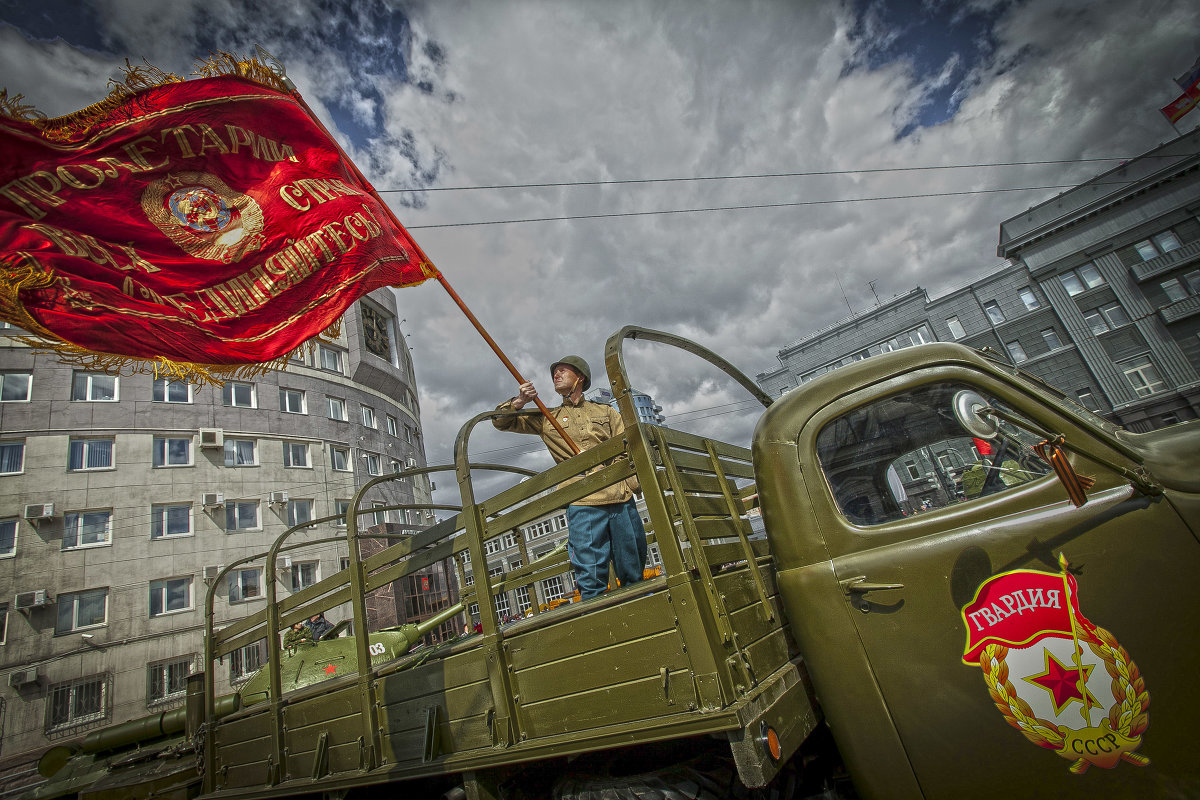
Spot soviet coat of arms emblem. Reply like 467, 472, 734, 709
960, 554, 1150, 774
142, 171, 265, 263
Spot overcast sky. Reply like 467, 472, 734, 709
3, 0, 1199, 506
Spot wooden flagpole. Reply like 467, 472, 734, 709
256, 49, 580, 454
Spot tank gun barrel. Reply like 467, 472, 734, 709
80, 693, 240, 754
386, 602, 467, 651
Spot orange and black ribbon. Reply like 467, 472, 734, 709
1034, 436, 1095, 507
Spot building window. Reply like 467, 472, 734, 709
361, 405, 376, 428
0, 603, 8, 644
149, 577, 192, 617
364, 452, 382, 476
1118, 356, 1166, 397
908, 325, 934, 345
329, 445, 351, 471
326, 396, 347, 421
68, 438, 114, 470
514, 586, 532, 616
0, 372, 31, 402
151, 504, 192, 539
147, 656, 191, 704
283, 441, 309, 468
279, 388, 306, 414
904, 461, 920, 481
1005, 341, 1028, 363
292, 561, 319, 592
494, 592, 511, 618
222, 382, 256, 408
229, 641, 266, 682
56, 588, 108, 633
225, 501, 259, 532
287, 499, 313, 527
334, 499, 350, 527
1059, 264, 1105, 296
1161, 278, 1188, 303
391, 458, 402, 474
1018, 287, 1041, 311
1135, 230, 1183, 261
153, 437, 192, 467
223, 438, 257, 467
983, 301, 1006, 325
386, 415, 399, 437
1040, 329, 1064, 350
1082, 309, 1110, 335
1076, 390, 1101, 413
63, 510, 112, 549
71, 373, 117, 401
1099, 302, 1130, 328
945, 316, 965, 339
47, 674, 108, 730
1185, 269, 1200, 295
541, 576, 566, 602
228, 569, 263, 602
0, 518, 15, 557
0, 441, 24, 475
319, 345, 344, 374
152, 378, 190, 403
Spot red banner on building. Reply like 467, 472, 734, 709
0, 67, 436, 378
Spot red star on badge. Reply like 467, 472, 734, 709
323, 664, 337, 675
1023, 649, 1098, 716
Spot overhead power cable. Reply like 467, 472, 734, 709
380, 156, 1145, 194
405, 181, 1113, 230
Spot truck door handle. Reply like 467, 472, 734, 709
839, 576, 905, 595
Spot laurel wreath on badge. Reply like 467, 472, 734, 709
979, 624, 1151, 773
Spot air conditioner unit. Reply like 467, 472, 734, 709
406, 457, 417, 468
201, 492, 225, 507
23, 503, 54, 520
268, 491, 289, 505
8, 668, 39, 688
203, 565, 223, 582
14, 589, 51, 610
275, 556, 292, 572
199, 428, 224, 449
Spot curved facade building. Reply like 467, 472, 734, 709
0, 289, 429, 765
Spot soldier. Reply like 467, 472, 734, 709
495, 356, 647, 600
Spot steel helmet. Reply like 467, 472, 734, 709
550, 356, 591, 391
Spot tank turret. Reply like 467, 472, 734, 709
237, 602, 466, 704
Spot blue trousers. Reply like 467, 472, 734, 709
566, 499, 648, 599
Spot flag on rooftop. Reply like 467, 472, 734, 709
0, 56, 437, 381
1175, 55, 1200, 91
1160, 77, 1200, 125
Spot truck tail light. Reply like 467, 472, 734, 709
759, 721, 782, 761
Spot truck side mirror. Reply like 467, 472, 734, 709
952, 390, 999, 440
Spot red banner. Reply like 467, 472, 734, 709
961, 568, 1089, 665
0, 73, 435, 373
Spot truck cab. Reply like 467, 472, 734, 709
755, 342, 1200, 799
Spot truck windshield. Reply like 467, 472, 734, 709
816, 382, 1051, 526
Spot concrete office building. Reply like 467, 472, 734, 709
758, 130, 1200, 435
0, 289, 431, 765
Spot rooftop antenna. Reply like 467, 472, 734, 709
835, 273, 854, 314
867, 279, 881, 306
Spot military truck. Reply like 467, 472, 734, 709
25, 326, 1200, 799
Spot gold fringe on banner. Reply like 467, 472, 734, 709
0, 51, 289, 141
0, 51, 339, 385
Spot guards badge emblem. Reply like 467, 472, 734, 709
141, 172, 265, 263
960, 554, 1150, 774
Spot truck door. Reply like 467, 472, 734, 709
805, 370, 1200, 799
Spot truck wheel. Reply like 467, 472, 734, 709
554, 763, 725, 800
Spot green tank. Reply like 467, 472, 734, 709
24, 605, 465, 800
